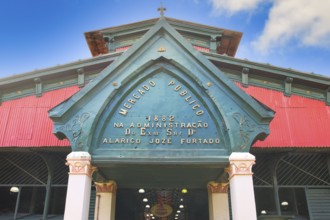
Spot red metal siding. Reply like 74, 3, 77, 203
0, 84, 329, 148
0, 86, 80, 147
237, 84, 330, 148
193, 45, 210, 52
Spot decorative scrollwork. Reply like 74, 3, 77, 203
233, 112, 256, 150
59, 112, 90, 143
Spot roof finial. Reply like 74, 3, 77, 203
157, 2, 166, 17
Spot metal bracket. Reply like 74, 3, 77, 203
326, 86, 330, 106
242, 67, 249, 87
104, 36, 116, 52
34, 77, 42, 97
77, 68, 85, 88
284, 77, 293, 97
210, 34, 222, 53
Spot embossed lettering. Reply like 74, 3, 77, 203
119, 109, 128, 116
128, 99, 136, 105
113, 123, 124, 128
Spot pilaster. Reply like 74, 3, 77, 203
94, 181, 117, 220
207, 181, 230, 220
64, 152, 95, 220
227, 152, 257, 220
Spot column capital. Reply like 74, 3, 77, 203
95, 181, 117, 193
227, 152, 255, 179
66, 151, 96, 177
207, 181, 229, 193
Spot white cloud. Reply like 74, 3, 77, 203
210, 0, 330, 54
253, 0, 330, 53
209, 0, 263, 15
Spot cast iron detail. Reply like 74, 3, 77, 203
233, 112, 256, 150
59, 112, 90, 143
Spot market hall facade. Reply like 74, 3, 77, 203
0, 14, 330, 220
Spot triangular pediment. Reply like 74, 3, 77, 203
49, 17, 273, 163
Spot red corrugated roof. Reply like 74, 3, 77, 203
0, 84, 329, 148
236, 84, 330, 148
0, 86, 80, 147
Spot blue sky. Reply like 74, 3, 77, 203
0, 0, 329, 78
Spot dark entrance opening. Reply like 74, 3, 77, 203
115, 188, 209, 220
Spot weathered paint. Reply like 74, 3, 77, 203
49, 17, 273, 162
1, 83, 329, 148
0, 86, 79, 147
237, 83, 330, 148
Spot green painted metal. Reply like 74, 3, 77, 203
77, 68, 85, 88
205, 52, 330, 84
241, 67, 249, 87
0, 53, 120, 86
284, 77, 293, 97
326, 87, 330, 105
209, 54, 330, 103
34, 77, 42, 97
92, 17, 237, 58
99, 17, 225, 43
49, 17, 273, 164
1, 16, 328, 105
0, 54, 120, 102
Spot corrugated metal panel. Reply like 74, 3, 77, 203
0, 83, 329, 148
0, 107, 10, 146
306, 188, 330, 220
0, 86, 80, 147
193, 45, 210, 52
115, 45, 131, 52
237, 84, 330, 148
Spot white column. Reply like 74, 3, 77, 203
64, 152, 95, 220
94, 181, 117, 220
228, 152, 257, 220
207, 181, 230, 220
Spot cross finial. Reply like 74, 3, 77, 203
157, 2, 166, 17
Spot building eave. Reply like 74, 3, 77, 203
204, 52, 330, 105
85, 17, 242, 57
0, 52, 123, 103
204, 52, 330, 84
0, 52, 122, 87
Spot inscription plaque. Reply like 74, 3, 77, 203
97, 73, 225, 150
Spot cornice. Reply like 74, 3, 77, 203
86, 17, 241, 57
204, 52, 330, 84
89, 17, 229, 37
0, 52, 122, 87
0, 53, 122, 103
204, 52, 330, 105
1, 44, 329, 105
1, 50, 329, 105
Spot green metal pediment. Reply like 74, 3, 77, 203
92, 61, 230, 161
49, 17, 274, 163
